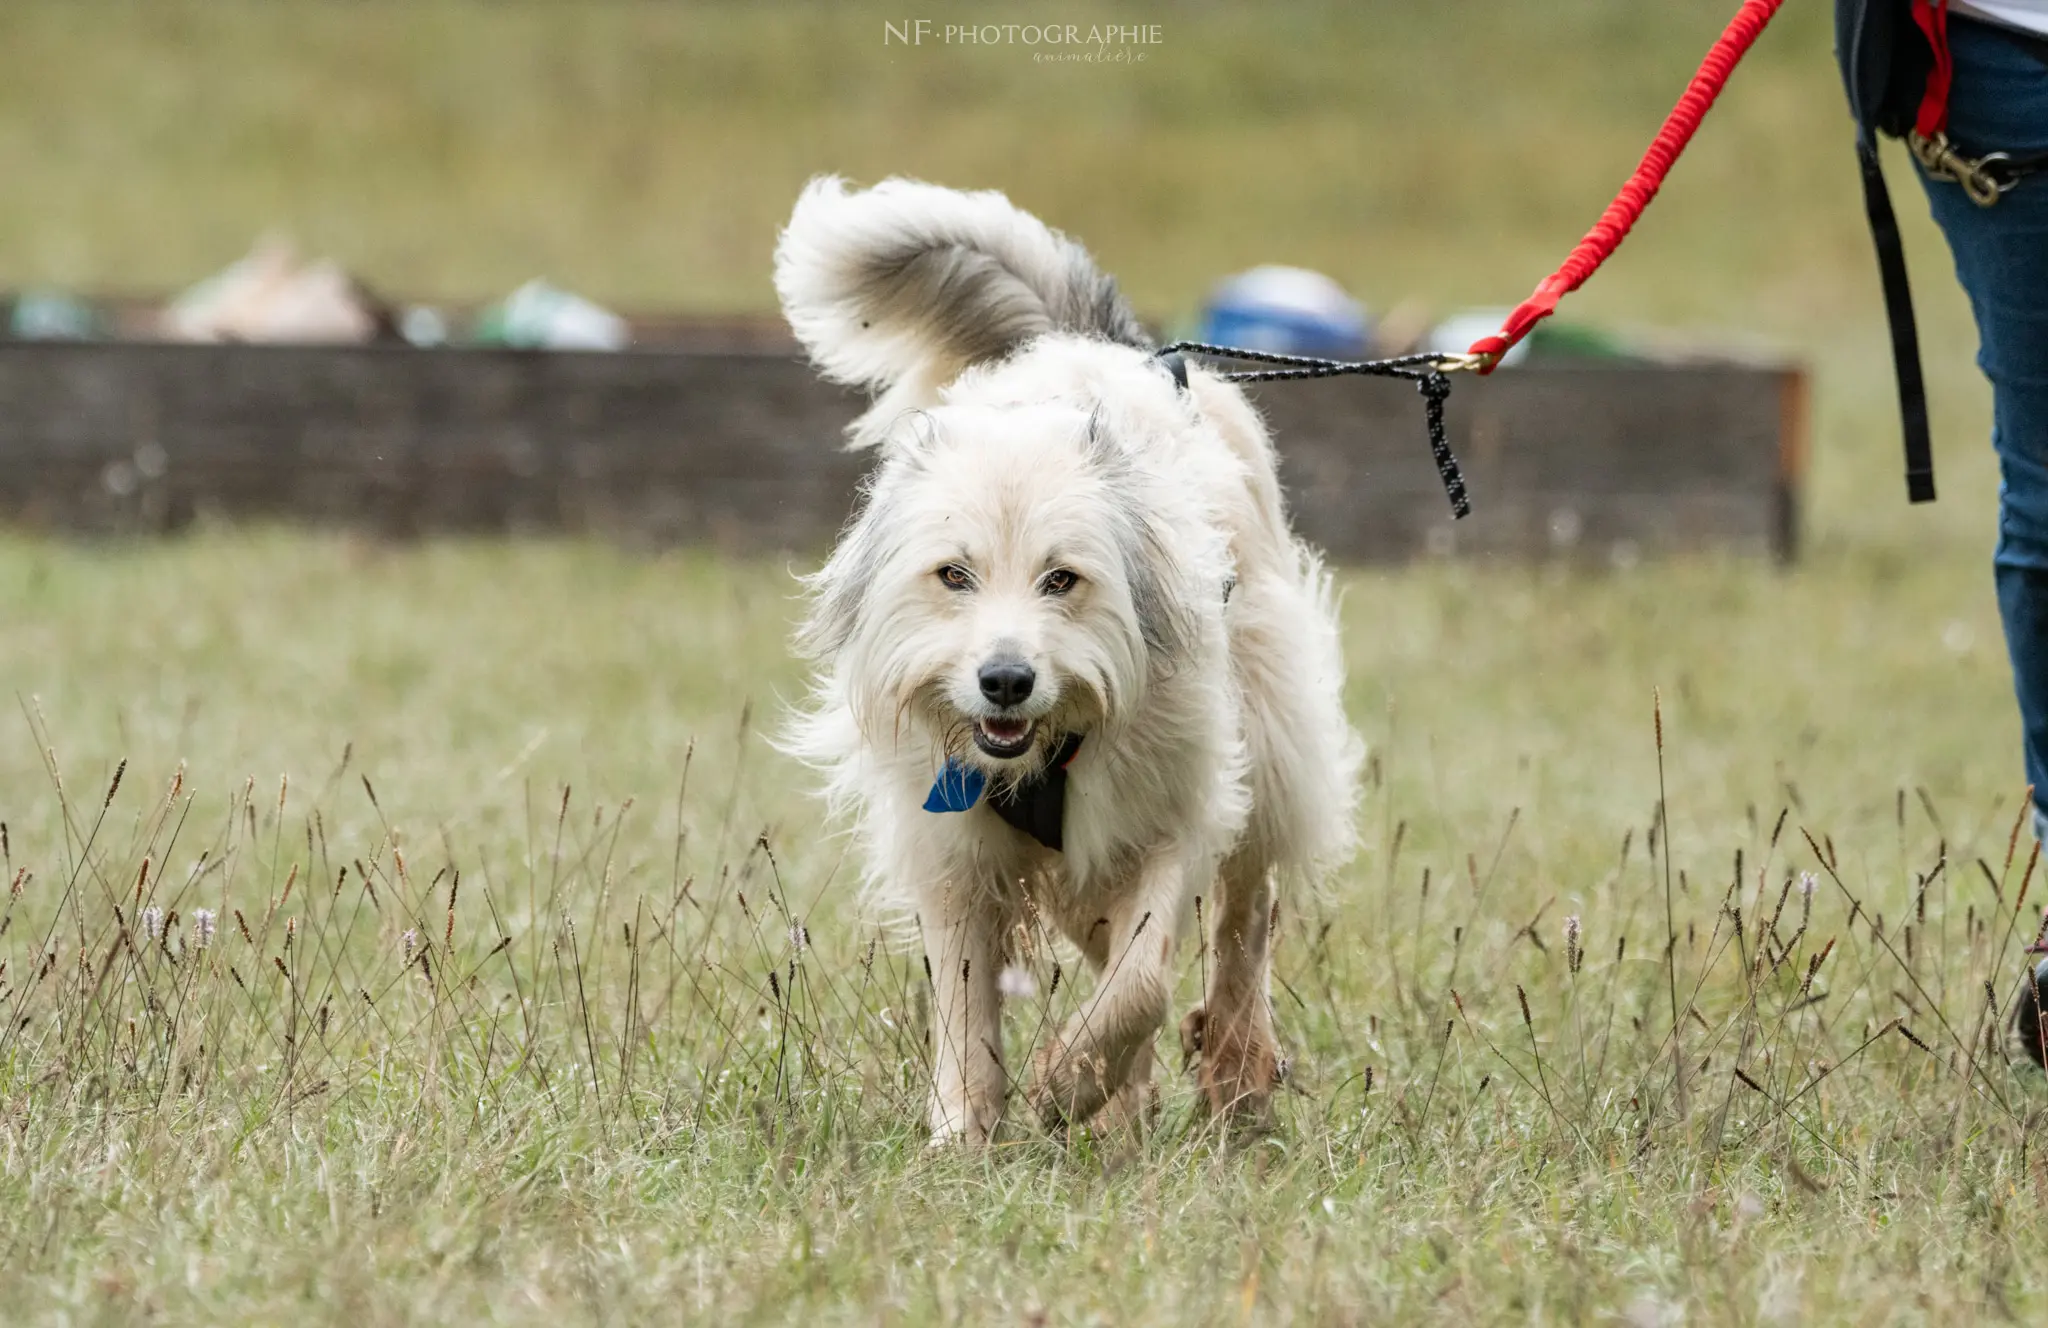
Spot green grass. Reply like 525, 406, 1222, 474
3, 1, 2047, 1322
1, 531, 2042, 1323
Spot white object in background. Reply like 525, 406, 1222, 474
161, 236, 383, 344
483, 280, 631, 351
1425, 308, 1531, 368
399, 305, 450, 346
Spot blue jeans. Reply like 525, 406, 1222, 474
1917, 18, 2048, 821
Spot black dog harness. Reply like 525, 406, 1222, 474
985, 732, 1086, 851
922, 733, 1086, 851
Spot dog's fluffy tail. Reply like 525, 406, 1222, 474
775, 176, 1148, 444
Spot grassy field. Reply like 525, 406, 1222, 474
4, 0, 2048, 1323
1, 534, 2041, 1324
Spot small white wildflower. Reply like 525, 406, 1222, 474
191, 908, 216, 949
997, 966, 1038, 999
140, 906, 164, 941
788, 923, 809, 955
402, 928, 418, 961
1623, 1293, 1682, 1328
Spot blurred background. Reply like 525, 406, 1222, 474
0, 0, 1996, 539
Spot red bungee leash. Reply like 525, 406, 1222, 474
1172, 0, 1795, 517
1912, 0, 1957, 139
1455, 0, 1787, 372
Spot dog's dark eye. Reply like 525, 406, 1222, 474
1039, 568, 1079, 597
936, 564, 974, 591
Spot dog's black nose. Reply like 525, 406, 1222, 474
978, 660, 1035, 708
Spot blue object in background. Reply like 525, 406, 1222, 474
8, 289, 101, 341
1196, 266, 1370, 358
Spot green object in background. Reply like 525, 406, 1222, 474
8, 288, 102, 341
470, 280, 628, 351
1526, 319, 1629, 360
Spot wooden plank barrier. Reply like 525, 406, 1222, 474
0, 340, 1803, 563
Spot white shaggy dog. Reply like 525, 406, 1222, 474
775, 177, 1362, 1142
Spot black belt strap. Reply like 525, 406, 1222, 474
1857, 134, 1937, 503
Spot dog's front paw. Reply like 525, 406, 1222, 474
1182, 1002, 1280, 1127
927, 1096, 996, 1147
1095, 1070, 1161, 1137
1193, 1022, 1280, 1127
1028, 1041, 1114, 1133
927, 1123, 991, 1149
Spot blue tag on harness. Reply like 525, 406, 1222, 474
923, 758, 987, 813
920, 734, 1085, 851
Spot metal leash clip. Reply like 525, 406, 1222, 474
1909, 132, 2018, 208
1431, 350, 1500, 375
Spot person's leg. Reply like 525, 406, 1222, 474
1916, 19, 2048, 828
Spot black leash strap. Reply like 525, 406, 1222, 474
1855, 136, 1937, 503
1415, 370, 1468, 517
1156, 340, 1473, 519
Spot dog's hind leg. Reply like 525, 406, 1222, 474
1029, 850, 1185, 1132
918, 885, 1008, 1145
1183, 850, 1282, 1126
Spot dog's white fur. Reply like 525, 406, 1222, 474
776, 176, 1362, 1141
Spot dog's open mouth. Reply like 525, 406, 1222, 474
972, 716, 1036, 759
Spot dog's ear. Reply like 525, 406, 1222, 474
795, 474, 892, 659
775, 176, 1148, 446
1083, 408, 1195, 667
1120, 507, 1194, 668
795, 411, 952, 658
889, 410, 942, 469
